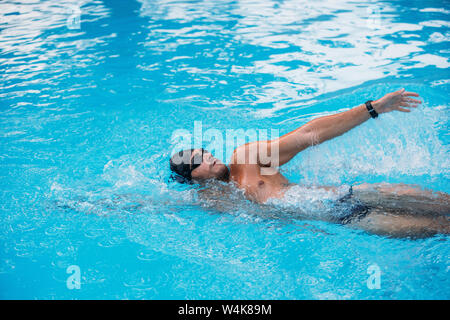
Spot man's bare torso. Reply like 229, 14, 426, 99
229, 165, 290, 203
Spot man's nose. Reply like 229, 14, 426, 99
205, 154, 214, 164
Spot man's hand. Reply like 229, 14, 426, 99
373, 88, 421, 114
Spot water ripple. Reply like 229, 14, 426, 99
1, 0, 449, 299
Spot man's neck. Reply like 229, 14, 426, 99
220, 166, 231, 182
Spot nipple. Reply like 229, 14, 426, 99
258, 180, 265, 187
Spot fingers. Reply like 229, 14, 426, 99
399, 102, 418, 109
403, 97, 421, 104
399, 94, 422, 111
394, 88, 420, 97
397, 107, 411, 113
402, 91, 420, 97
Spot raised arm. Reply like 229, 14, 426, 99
244, 89, 421, 167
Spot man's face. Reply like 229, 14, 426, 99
190, 149, 228, 181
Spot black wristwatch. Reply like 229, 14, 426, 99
365, 100, 378, 118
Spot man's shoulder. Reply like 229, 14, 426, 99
229, 143, 259, 167
229, 150, 263, 184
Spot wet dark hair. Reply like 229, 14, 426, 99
169, 148, 204, 183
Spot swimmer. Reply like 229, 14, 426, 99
169, 89, 450, 238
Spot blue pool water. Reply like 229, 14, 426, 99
1, 0, 449, 299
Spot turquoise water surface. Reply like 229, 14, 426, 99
0, 0, 449, 299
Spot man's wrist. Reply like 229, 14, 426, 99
365, 100, 379, 118
371, 100, 382, 114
